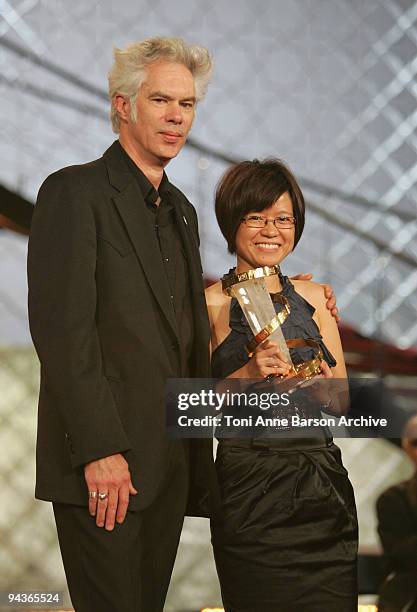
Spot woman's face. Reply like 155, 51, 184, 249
235, 192, 295, 272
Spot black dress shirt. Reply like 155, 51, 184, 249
117, 141, 194, 376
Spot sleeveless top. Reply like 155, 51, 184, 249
212, 269, 336, 379
210, 270, 336, 436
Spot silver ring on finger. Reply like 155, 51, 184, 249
98, 492, 109, 501
89, 491, 97, 499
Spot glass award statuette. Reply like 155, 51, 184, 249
222, 265, 323, 382
222, 265, 293, 365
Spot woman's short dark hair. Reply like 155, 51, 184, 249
215, 158, 305, 254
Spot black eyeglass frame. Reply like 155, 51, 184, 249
241, 214, 296, 229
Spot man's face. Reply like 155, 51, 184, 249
122, 61, 196, 165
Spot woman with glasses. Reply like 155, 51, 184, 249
206, 159, 358, 611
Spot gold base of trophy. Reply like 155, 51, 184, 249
286, 338, 324, 380
255, 338, 324, 385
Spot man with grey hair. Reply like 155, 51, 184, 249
28, 36, 216, 612
376, 414, 417, 611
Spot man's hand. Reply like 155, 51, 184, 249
290, 273, 340, 323
84, 453, 138, 531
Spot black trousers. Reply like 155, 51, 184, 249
53, 442, 189, 612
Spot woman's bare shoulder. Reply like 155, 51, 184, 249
205, 280, 227, 306
205, 280, 232, 347
291, 279, 325, 309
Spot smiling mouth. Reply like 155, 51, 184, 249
255, 243, 281, 250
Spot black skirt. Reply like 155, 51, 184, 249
211, 438, 358, 612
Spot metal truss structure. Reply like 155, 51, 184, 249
0, 0, 416, 349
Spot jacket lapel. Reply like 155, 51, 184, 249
103, 143, 179, 341
173, 203, 203, 294
173, 201, 211, 377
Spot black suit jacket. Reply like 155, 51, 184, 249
376, 477, 417, 610
28, 141, 217, 514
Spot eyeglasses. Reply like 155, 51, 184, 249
241, 214, 296, 229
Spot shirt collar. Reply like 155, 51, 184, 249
116, 140, 172, 205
